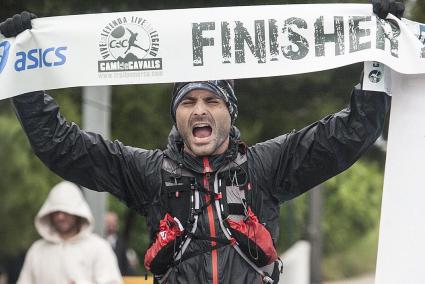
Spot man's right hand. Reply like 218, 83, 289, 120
0, 11, 37, 38
371, 0, 405, 19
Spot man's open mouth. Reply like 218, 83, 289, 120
192, 124, 212, 138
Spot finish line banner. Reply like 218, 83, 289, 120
0, 4, 425, 99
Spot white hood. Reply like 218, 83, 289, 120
35, 181, 94, 243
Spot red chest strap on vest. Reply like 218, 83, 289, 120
212, 153, 278, 283
225, 207, 278, 267
144, 213, 184, 275
146, 189, 234, 274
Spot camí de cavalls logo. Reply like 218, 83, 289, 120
98, 16, 162, 73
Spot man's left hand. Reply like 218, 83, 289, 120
0, 11, 36, 38
372, 0, 405, 19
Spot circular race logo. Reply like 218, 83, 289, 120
98, 16, 161, 73
108, 23, 151, 61
368, 69, 382, 84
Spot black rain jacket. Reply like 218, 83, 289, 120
12, 86, 390, 283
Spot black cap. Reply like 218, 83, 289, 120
170, 80, 238, 124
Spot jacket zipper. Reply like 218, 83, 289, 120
203, 157, 218, 284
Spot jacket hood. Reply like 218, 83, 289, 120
164, 125, 242, 173
35, 181, 94, 243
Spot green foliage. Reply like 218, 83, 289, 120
111, 84, 173, 149
0, 90, 81, 264
322, 160, 383, 255
278, 193, 309, 250
323, 226, 379, 280
0, 0, 366, 18
410, 0, 425, 23
50, 88, 83, 124
237, 64, 361, 144
0, 114, 59, 259
277, 160, 383, 257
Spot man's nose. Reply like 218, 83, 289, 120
54, 211, 67, 219
193, 101, 207, 115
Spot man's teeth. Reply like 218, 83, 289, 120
194, 124, 209, 128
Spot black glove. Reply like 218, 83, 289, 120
0, 11, 37, 38
372, 0, 405, 19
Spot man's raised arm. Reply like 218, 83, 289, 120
249, 86, 390, 203
3, 13, 159, 213
248, 0, 402, 204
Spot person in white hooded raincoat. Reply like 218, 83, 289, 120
17, 181, 123, 284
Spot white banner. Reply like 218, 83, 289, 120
1, 4, 425, 99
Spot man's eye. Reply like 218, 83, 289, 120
181, 100, 194, 105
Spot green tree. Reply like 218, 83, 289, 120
0, 89, 81, 263
323, 160, 383, 253
321, 160, 383, 279
0, 115, 56, 258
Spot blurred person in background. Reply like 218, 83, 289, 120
17, 181, 123, 284
105, 211, 133, 276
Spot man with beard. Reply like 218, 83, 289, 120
17, 181, 122, 284
1, 1, 404, 283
